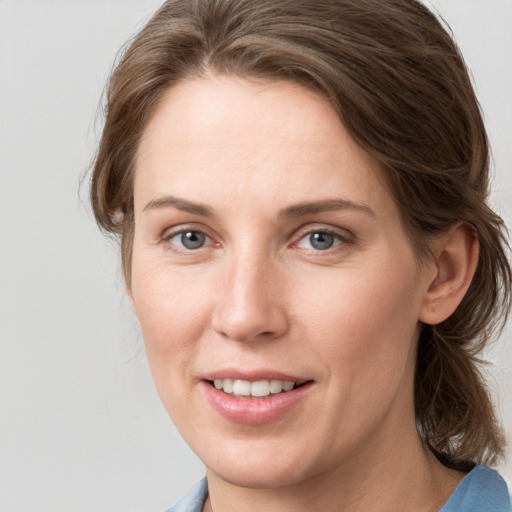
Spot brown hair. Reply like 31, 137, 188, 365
90, 0, 511, 468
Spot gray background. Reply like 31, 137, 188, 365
0, 1, 510, 510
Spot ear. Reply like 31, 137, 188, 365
419, 222, 479, 325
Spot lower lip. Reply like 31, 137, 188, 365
202, 381, 313, 425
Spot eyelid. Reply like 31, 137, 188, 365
292, 223, 354, 242
161, 222, 211, 238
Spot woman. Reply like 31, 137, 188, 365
90, 0, 511, 510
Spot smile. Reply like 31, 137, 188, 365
202, 376, 314, 425
211, 378, 302, 398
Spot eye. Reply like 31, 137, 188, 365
296, 231, 343, 251
169, 230, 209, 250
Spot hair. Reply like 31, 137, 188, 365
90, 0, 511, 469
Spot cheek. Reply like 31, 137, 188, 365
294, 258, 422, 388
129, 256, 214, 392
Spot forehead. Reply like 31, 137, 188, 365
134, 76, 391, 217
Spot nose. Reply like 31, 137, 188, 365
211, 253, 289, 343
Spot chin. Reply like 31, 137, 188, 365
207, 457, 313, 490
194, 434, 329, 490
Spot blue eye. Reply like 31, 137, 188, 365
171, 230, 207, 250
297, 231, 342, 251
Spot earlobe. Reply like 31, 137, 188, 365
419, 223, 479, 325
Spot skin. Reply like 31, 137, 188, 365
129, 76, 477, 511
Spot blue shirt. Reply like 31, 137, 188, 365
440, 466, 510, 512
165, 465, 511, 512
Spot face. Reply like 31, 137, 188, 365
130, 77, 435, 489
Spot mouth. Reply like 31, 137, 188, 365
208, 378, 309, 399
203, 376, 315, 424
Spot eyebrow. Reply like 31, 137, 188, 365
279, 198, 376, 218
143, 195, 213, 217
142, 195, 375, 219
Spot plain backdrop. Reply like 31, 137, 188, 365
0, 1, 511, 510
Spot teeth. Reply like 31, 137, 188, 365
212, 378, 298, 398
251, 380, 270, 397
282, 381, 294, 391
233, 379, 251, 396
223, 379, 234, 393
270, 379, 283, 393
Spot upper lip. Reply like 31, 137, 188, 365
201, 369, 311, 384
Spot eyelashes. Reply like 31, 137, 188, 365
161, 223, 354, 257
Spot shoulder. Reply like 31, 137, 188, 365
440, 465, 511, 512
163, 478, 208, 512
